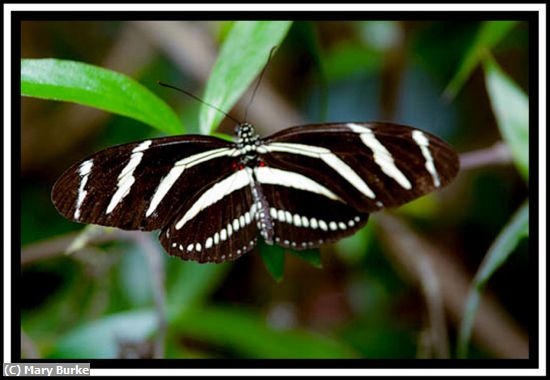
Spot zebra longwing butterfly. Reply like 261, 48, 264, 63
52, 122, 459, 263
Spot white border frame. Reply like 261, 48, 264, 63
5, 3, 546, 377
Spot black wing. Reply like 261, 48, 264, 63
259, 122, 459, 213
260, 183, 369, 250
159, 184, 259, 263
51, 135, 236, 231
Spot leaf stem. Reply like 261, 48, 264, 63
459, 141, 513, 170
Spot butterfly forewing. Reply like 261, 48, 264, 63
262, 122, 459, 212
52, 136, 235, 231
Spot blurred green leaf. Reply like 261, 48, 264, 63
118, 247, 153, 308
458, 200, 529, 357
288, 248, 322, 269
214, 21, 235, 43
50, 309, 157, 358
483, 56, 529, 181
21, 59, 182, 135
335, 223, 375, 264
258, 242, 286, 282
175, 306, 356, 358
166, 260, 231, 319
210, 132, 235, 142
444, 21, 518, 99
394, 194, 439, 219
323, 42, 382, 81
294, 21, 328, 121
199, 21, 292, 134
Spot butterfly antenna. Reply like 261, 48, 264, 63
157, 81, 241, 125
243, 46, 278, 122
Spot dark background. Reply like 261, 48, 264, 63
19, 19, 530, 360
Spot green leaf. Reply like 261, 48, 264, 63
483, 56, 529, 181
174, 306, 356, 358
323, 42, 382, 81
21, 59, 182, 135
458, 200, 529, 358
335, 223, 375, 264
288, 248, 322, 269
210, 132, 235, 142
258, 241, 286, 282
444, 21, 518, 100
199, 21, 293, 134
50, 309, 157, 358
166, 260, 230, 319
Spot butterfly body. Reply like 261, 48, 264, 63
52, 122, 459, 263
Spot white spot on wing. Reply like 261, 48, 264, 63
412, 130, 441, 187
264, 142, 376, 199
254, 166, 342, 202
175, 168, 251, 229
146, 147, 233, 218
284, 211, 292, 224
348, 123, 412, 190
310, 218, 318, 229
106, 141, 153, 215
74, 159, 94, 219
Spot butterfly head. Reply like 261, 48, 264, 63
236, 123, 259, 146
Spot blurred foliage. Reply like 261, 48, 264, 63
200, 21, 293, 133
483, 55, 529, 181
443, 21, 519, 100
458, 200, 529, 358
20, 19, 531, 360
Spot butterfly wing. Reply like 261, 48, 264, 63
159, 184, 259, 263
259, 182, 369, 250
260, 122, 459, 213
52, 135, 237, 231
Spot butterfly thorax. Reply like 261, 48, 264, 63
236, 122, 260, 146
235, 122, 262, 166
234, 123, 274, 244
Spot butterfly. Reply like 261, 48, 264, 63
52, 121, 459, 263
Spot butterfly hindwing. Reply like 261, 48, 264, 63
259, 182, 369, 250
159, 180, 258, 263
